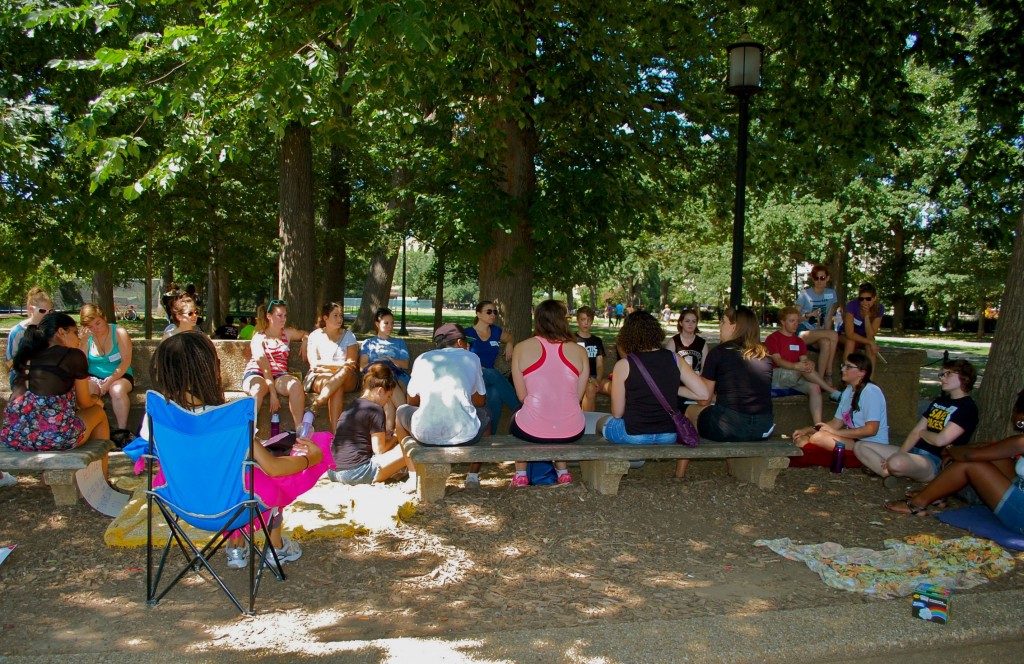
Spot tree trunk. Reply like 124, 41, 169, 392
660, 278, 670, 309
588, 282, 597, 308
144, 227, 154, 339
891, 220, 907, 334
977, 301, 986, 340
321, 144, 351, 304
206, 240, 220, 334
278, 123, 317, 332
433, 248, 446, 331
974, 212, 1024, 441
161, 266, 174, 294
566, 289, 574, 311
479, 117, 537, 342
353, 170, 411, 333
91, 270, 115, 322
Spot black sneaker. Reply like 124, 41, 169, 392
110, 428, 135, 449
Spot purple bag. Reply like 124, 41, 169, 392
627, 354, 700, 447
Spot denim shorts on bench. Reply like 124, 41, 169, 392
329, 460, 379, 485
601, 417, 676, 445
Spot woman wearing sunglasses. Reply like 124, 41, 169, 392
856, 359, 978, 484
161, 294, 202, 339
795, 265, 840, 381
241, 300, 309, 433
842, 282, 883, 368
791, 352, 888, 469
464, 300, 520, 434
5, 286, 53, 381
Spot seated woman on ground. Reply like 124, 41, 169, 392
597, 310, 708, 446
885, 389, 1024, 526
241, 300, 309, 433
161, 294, 201, 339
795, 265, 840, 381
80, 303, 135, 447
857, 359, 978, 484
149, 331, 325, 568
328, 363, 416, 491
791, 352, 889, 469
508, 300, 590, 487
1, 312, 109, 452
359, 307, 410, 432
305, 302, 359, 430
765, 306, 841, 424
842, 282, 883, 369
679, 305, 775, 479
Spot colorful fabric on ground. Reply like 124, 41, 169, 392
754, 534, 1014, 598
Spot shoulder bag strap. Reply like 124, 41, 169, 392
627, 353, 677, 416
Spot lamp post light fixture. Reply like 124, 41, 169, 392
726, 31, 764, 310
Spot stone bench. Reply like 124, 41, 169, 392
401, 434, 803, 502
0, 439, 115, 506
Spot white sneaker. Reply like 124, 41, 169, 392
0, 472, 17, 489
226, 546, 248, 569
272, 537, 302, 564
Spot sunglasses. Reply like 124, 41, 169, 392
859, 296, 874, 302
483, 309, 496, 315
813, 275, 828, 281
180, 310, 198, 317
268, 299, 286, 309
35, 307, 49, 314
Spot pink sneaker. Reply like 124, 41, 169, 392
510, 474, 529, 488
557, 471, 572, 484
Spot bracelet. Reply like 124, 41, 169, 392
302, 455, 310, 470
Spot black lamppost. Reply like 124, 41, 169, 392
398, 235, 409, 336
726, 31, 764, 309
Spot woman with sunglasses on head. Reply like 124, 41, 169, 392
5, 287, 53, 380
856, 359, 978, 484
886, 389, 1024, 522
305, 302, 359, 429
842, 282, 883, 369
79, 303, 135, 447
796, 265, 841, 381
792, 352, 888, 469
161, 294, 202, 339
678, 306, 774, 479
242, 300, 309, 433
2, 312, 109, 453
464, 300, 520, 435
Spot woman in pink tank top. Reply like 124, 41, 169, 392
508, 300, 589, 487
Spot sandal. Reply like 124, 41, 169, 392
904, 491, 948, 510
884, 499, 931, 516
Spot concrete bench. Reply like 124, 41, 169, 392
0, 439, 115, 506
401, 434, 803, 502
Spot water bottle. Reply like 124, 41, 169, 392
299, 411, 315, 439
270, 413, 280, 437
831, 441, 846, 474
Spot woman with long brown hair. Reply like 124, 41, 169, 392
241, 299, 309, 429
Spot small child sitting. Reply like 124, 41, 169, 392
765, 306, 840, 424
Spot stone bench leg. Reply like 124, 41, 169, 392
726, 457, 789, 489
42, 469, 80, 506
579, 459, 630, 495
413, 462, 451, 503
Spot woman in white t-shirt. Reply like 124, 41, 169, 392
305, 302, 359, 429
792, 352, 888, 469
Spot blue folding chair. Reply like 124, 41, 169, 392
144, 391, 286, 614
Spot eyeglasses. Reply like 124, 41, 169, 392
483, 309, 496, 315
859, 296, 874, 302
841, 363, 860, 371
938, 370, 957, 379
813, 275, 828, 281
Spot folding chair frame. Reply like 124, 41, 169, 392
145, 413, 287, 615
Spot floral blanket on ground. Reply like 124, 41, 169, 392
754, 534, 1014, 598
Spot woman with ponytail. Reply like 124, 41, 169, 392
2, 312, 109, 451
792, 352, 889, 469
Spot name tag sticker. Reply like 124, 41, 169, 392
789, 344, 801, 352
109, 352, 122, 362
490, 340, 499, 347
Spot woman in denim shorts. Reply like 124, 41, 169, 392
886, 389, 1024, 532
597, 311, 708, 446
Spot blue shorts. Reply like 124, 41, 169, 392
602, 417, 676, 445
910, 447, 943, 477
994, 477, 1024, 535
329, 460, 379, 485
697, 404, 775, 442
